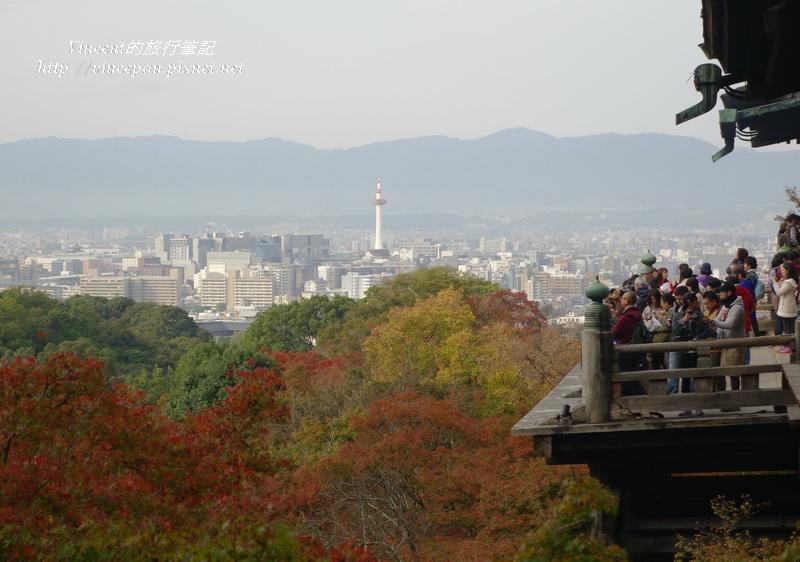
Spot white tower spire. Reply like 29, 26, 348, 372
371, 181, 387, 250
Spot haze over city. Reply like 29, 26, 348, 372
0, 0, 763, 150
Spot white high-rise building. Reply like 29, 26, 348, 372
342, 272, 382, 300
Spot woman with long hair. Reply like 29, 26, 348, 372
768, 253, 785, 336
657, 267, 673, 294
774, 261, 799, 353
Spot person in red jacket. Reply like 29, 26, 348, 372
613, 292, 640, 344
725, 273, 754, 333
612, 291, 647, 395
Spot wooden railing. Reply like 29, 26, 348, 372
612, 335, 797, 412
580, 294, 800, 422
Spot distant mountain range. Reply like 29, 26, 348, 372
1, 129, 797, 228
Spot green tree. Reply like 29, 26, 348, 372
242, 295, 355, 353
0, 288, 63, 354
48, 298, 103, 342
0, 297, 33, 352
126, 365, 176, 406
95, 317, 139, 348
364, 267, 499, 312
0, 286, 58, 312
167, 340, 274, 416
515, 478, 626, 561
121, 301, 209, 342
167, 343, 229, 416
47, 295, 137, 344
44, 297, 212, 382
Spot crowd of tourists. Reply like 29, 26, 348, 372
605, 238, 800, 416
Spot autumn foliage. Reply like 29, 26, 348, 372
0, 352, 371, 559
289, 392, 584, 560
0, 272, 594, 560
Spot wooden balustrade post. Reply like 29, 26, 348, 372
796, 329, 800, 364
695, 345, 713, 393
583, 279, 612, 423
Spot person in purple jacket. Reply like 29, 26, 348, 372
697, 262, 713, 290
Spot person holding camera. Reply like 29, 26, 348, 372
670, 292, 710, 415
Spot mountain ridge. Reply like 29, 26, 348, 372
0, 129, 795, 221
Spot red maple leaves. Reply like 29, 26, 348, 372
0, 352, 366, 558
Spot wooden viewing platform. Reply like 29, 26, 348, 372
513, 288, 800, 561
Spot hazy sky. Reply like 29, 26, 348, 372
2, 1, 721, 148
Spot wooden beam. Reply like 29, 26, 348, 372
616, 335, 792, 354
553, 427, 790, 450
626, 514, 800, 531
513, 412, 791, 436
782, 364, 800, 406
613, 362, 781, 382
785, 404, 800, 428
616, 389, 788, 411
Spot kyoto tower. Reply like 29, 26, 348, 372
371, 181, 387, 252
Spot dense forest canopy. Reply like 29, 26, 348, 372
0, 289, 211, 379
0, 268, 629, 559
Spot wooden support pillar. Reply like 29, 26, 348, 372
795, 329, 800, 364
695, 345, 714, 393
583, 326, 613, 422
583, 279, 612, 423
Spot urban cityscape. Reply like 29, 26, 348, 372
0, 180, 780, 339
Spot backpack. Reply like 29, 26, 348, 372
674, 316, 710, 342
754, 279, 766, 301
674, 323, 694, 342
624, 312, 653, 344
